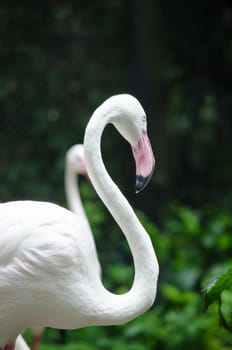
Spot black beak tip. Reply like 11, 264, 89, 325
135, 174, 151, 193
135, 162, 155, 193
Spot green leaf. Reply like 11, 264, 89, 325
203, 268, 232, 308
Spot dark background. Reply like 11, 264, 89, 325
1, 1, 232, 349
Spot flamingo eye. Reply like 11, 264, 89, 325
142, 115, 146, 123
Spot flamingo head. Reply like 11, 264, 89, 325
108, 94, 155, 193
66, 144, 88, 177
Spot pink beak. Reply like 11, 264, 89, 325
132, 128, 155, 193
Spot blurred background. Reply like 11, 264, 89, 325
1, 1, 232, 349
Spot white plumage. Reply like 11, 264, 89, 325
15, 336, 30, 350
0, 94, 159, 349
30, 144, 99, 349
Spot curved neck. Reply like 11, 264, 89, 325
83, 109, 159, 325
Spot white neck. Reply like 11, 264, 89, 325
64, 159, 101, 277
64, 165, 88, 226
83, 107, 159, 325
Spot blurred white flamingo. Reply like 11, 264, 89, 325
0, 94, 158, 349
30, 144, 100, 350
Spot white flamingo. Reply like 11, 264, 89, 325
30, 144, 100, 349
0, 94, 159, 350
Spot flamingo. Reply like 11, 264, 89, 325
0, 94, 159, 349
30, 144, 100, 349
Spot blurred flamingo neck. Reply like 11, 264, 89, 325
65, 167, 82, 213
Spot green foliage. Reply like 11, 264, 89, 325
203, 269, 232, 330
204, 268, 232, 308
